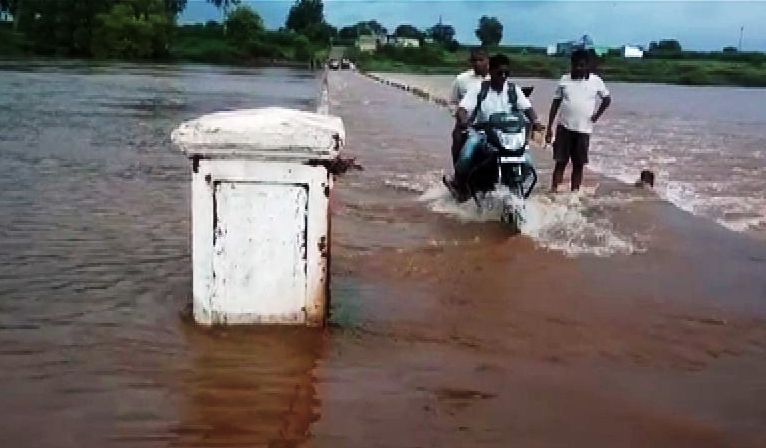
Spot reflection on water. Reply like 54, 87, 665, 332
0, 60, 322, 447
171, 325, 323, 448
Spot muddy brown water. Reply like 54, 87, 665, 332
0, 61, 322, 447
1, 62, 765, 447
314, 71, 766, 448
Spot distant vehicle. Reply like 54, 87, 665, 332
340, 58, 351, 69
328, 59, 340, 70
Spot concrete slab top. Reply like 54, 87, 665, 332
171, 107, 345, 161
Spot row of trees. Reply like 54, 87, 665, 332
0, 0, 507, 58
218, 8, 505, 60
0, 0, 239, 57
336, 15, 503, 49
0, 0, 336, 59
218, 4, 318, 62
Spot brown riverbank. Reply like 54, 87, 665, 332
309, 71, 766, 447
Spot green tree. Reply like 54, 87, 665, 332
4, 0, 233, 56
427, 22, 454, 45
357, 20, 386, 35
91, 1, 173, 59
338, 25, 357, 40
649, 39, 682, 52
293, 33, 312, 61
285, 0, 323, 34
394, 24, 422, 40
285, 0, 334, 45
224, 5, 263, 46
475, 16, 502, 47
309, 22, 336, 44
205, 0, 240, 8
9, 0, 92, 55
339, 20, 387, 39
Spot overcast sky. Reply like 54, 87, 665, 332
180, 0, 766, 51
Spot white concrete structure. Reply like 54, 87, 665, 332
172, 108, 345, 326
623, 45, 644, 58
546, 45, 557, 56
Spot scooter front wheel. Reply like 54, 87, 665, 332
501, 183, 525, 232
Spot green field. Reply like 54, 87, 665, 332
347, 45, 766, 87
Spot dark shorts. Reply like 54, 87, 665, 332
553, 125, 590, 164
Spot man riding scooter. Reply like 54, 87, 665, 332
445, 54, 543, 201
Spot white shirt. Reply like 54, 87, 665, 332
459, 82, 532, 124
554, 73, 610, 134
450, 69, 489, 105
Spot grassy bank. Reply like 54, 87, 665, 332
348, 45, 766, 87
170, 24, 328, 67
0, 22, 326, 68
0, 23, 26, 56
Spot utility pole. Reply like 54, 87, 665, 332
738, 26, 744, 51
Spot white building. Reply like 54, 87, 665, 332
622, 45, 644, 58
395, 37, 420, 48
356, 35, 377, 52
546, 45, 557, 56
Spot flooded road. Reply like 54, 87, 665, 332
1, 61, 765, 447
312, 71, 766, 448
370, 72, 766, 240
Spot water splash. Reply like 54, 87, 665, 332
416, 173, 645, 257
519, 193, 644, 257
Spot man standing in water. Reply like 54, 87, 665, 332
545, 49, 612, 192
449, 48, 489, 162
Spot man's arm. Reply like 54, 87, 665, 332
545, 98, 562, 143
456, 107, 470, 129
512, 85, 541, 129
590, 96, 611, 123
524, 107, 543, 130
457, 85, 479, 128
449, 77, 462, 106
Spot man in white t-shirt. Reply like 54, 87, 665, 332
450, 48, 490, 105
446, 54, 541, 196
545, 49, 612, 192
448, 48, 489, 162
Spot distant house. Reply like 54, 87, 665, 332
382, 35, 420, 48
395, 37, 420, 48
373, 33, 388, 47
553, 34, 595, 56
622, 45, 644, 58
354, 33, 388, 52
0, 11, 12, 22
356, 35, 378, 52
